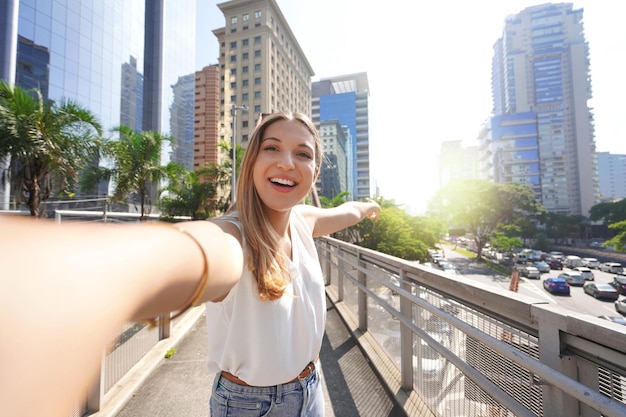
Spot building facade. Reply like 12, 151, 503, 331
317, 119, 349, 200
212, 0, 314, 152
439, 140, 479, 188
489, 3, 598, 215
0, 0, 197, 206
597, 152, 626, 202
312, 72, 371, 201
193, 65, 221, 170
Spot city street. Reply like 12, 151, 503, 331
435, 248, 622, 318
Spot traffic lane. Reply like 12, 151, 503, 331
435, 254, 622, 318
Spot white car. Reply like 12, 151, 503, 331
558, 272, 585, 286
600, 262, 624, 274
615, 298, 626, 315
582, 257, 600, 269
573, 267, 594, 281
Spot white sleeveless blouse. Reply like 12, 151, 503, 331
204, 207, 326, 386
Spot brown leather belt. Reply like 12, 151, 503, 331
220, 361, 316, 386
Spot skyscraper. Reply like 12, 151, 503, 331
488, 3, 598, 215
0, 0, 197, 205
212, 0, 314, 151
312, 72, 371, 201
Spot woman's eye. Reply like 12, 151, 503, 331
298, 152, 313, 160
263, 145, 278, 152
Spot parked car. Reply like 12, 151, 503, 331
533, 261, 550, 273
600, 262, 624, 274
548, 259, 563, 270
573, 267, 594, 281
598, 315, 626, 326
608, 276, 626, 295
543, 277, 570, 295
519, 266, 541, 279
583, 282, 620, 300
514, 253, 528, 264
558, 272, 585, 286
581, 257, 600, 269
438, 261, 459, 275
564, 255, 583, 268
615, 298, 626, 315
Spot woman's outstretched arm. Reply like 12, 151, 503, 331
0, 216, 242, 417
297, 200, 381, 237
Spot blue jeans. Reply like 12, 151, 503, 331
210, 368, 324, 417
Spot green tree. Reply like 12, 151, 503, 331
0, 81, 102, 216
158, 162, 229, 220
605, 220, 626, 252
354, 197, 445, 262
589, 199, 626, 225
428, 179, 544, 259
538, 212, 585, 244
80, 125, 176, 220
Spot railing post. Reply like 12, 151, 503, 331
324, 241, 331, 286
533, 304, 578, 417
399, 268, 413, 390
159, 314, 171, 340
357, 251, 368, 332
336, 246, 344, 302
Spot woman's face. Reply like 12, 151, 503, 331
252, 119, 318, 215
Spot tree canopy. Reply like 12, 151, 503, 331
427, 179, 545, 258
0, 81, 102, 216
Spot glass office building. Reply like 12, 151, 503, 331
1, 0, 197, 202
489, 3, 598, 215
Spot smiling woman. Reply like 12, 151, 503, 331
0, 111, 381, 417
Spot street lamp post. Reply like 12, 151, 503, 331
231, 104, 248, 204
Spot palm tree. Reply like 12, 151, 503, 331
158, 165, 218, 220
80, 125, 176, 220
0, 81, 103, 216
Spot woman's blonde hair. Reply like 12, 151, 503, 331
235, 111, 322, 300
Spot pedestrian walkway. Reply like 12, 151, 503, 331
95, 297, 407, 417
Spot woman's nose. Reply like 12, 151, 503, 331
276, 153, 295, 169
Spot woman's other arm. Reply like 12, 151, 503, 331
297, 200, 380, 237
0, 216, 242, 417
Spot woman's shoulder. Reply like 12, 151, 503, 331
212, 213, 243, 244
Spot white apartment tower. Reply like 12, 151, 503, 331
213, 0, 314, 150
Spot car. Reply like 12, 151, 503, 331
519, 266, 540, 279
615, 298, 626, 315
548, 259, 563, 270
597, 315, 626, 326
533, 261, 550, 273
431, 256, 447, 266
581, 257, 600, 269
438, 262, 459, 275
588, 241, 604, 249
564, 255, 583, 268
558, 272, 585, 286
583, 282, 620, 300
548, 251, 564, 261
543, 277, 570, 295
573, 267, 594, 281
608, 276, 626, 295
600, 262, 624, 274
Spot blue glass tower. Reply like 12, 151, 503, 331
0, 0, 197, 203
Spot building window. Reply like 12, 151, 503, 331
243, 121, 249, 127
254, 105, 261, 112
254, 77, 261, 85
242, 39, 249, 46
230, 55, 236, 62
242, 52, 249, 60
254, 91, 261, 98
231, 95, 236, 102
231, 16, 238, 24
242, 93, 249, 100
254, 64, 261, 71
254, 10, 261, 18
230, 41, 236, 48
243, 66, 249, 73
255, 23, 260, 28
230, 82, 236, 88
254, 50, 261, 57
242, 79, 249, 86
230, 28, 236, 33
243, 13, 249, 21
243, 134, 249, 141
230, 69, 237, 75
254, 36, 261, 44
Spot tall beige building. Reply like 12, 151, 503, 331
213, 0, 314, 149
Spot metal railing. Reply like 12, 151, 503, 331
316, 236, 626, 417
74, 234, 626, 417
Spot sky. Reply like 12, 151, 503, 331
196, 0, 626, 214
